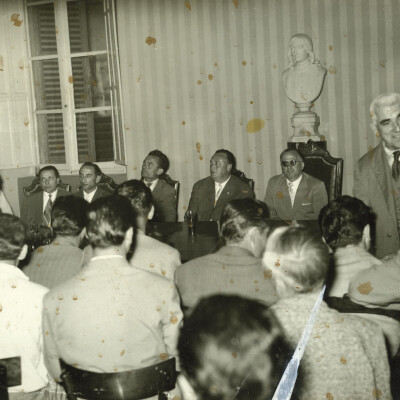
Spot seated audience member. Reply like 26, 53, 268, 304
319, 195, 381, 297
265, 226, 391, 399
0, 175, 13, 214
178, 294, 290, 400
21, 165, 69, 227
141, 150, 177, 221
23, 196, 87, 288
0, 214, 48, 398
43, 196, 182, 389
264, 149, 328, 220
175, 198, 277, 313
187, 149, 254, 221
75, 162, 110, 203
116, 179, 181, 279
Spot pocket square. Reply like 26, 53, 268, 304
302, 202, 311, 206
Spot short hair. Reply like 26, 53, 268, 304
80, 162, 102, 177
220, 198, 269, 243
178, 294, 290, 400
319, 195, 374, 251
214, 149, 237, 170
0, 214, 26, 260
148, 150, 170, 173
37, 165, 60, 179
279, 148, 305, 162
263, 226, 329, 293
370, 92, 400, 128
287, 33, 320, 68
51, 196, 88, 236
86, 195, 135, 248
115, 179, 153, 216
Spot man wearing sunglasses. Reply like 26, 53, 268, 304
264, 149, 328, 220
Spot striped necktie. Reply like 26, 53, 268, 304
42, 194, 53, 228
288, 181, 295, 206
393, 151, 400, 181
214, 184, 223, 206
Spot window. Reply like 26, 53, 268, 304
25, 0, 125, 170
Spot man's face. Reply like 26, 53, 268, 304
374, 100, 400, 150
40, 169, 59, 193
280, 151, 304, 182
290, 38, 308, 63
141, 156, 163, 181
79, 166, 100, 194
210, 153, 232, 183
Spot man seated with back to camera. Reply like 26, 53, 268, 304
23, 196, 88, 289
42, 195, 183, 400
175, 198, 277, 314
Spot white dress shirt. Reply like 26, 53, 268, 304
143, 178, 159, 192
0, 191, 12, 214
286, 174, 303, 200
42, 189, 58, 212
383, 141, 400, 167
83, 187, 97, 203
214, 176, 230, 201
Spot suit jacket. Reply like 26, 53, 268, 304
74, 186, 111, 203
21, 189, 70, 226
264, 172, 328, 220
175, 246, 278, 312
152, 179, 177, 222
353, 143, 400, 258
43, 255, 182, 380
188, 175, 254, 221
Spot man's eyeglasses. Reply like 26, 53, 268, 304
40, 177, 56, 183
281, 160, 299, 167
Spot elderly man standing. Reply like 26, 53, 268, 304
354, 92, 400, 259
187, 149, 254, 221
75, 162, 110, 203
264, 149, 328, 220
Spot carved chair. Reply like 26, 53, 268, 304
76, 173, 118, 194
297, 140, 343, 201
0, 357, 22, 400
23, 177, 71, 197
60, 358, 176, 400
231, 169, 255, 192
159, 173, 180, 218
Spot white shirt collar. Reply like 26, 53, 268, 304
143, 178, 158, 191
214, 175, 231, 192
383, 142, 400, 166
84, 187, 97, 203
42, 189, 57, 211
286, 174, 303, 194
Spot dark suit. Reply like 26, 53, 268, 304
264, 172, 328, 220
73, 186, 111, 203
353, 143, 400, 258
152, 179, 177, 222
188, 175, 254, 221
21, 189, 70, 226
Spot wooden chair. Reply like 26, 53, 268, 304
0, 357, 22, 400
60, 358, 176, 400
77, 173, 118, 194
231, 169, 255, 191
297, 139, 343, 201
23, 177, 71, 197
159, 173, 180, 219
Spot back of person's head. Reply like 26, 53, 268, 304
80, 162, 102, 177
178, 294, 290, 400
263, 226, 329, 295
115, 179, 153, 216
214, 149, 236, 170
148, 150, 170, 173
0, 214, 26, 260
319, 195, 374, 251
220, 198, 269, 243
51, 196, 87, 237
86, 195, 135, 248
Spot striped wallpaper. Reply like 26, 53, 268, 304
117, 0, 400, 220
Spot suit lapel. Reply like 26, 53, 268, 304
215, 177, 234, 207
291, 175, 308, 218
278, 176, 292, 217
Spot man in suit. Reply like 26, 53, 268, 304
264, 149, 328, 220
187, 149, 254, 221
175, 198, 277, 314
353, 92, 400, 259
141, 150, 176, 222
21, 165, 69, 227
75, 162, 110, 203
43, 196, 182, 388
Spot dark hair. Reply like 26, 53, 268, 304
86, 195, 135, 248
214, 149, 237, 170
80, 162, 102, 177
178, 294, 290, 400
220, 198, 269, 243
279, 148, 305, 162
148, 150, 170, 173
37, 165, 60, 179
0, 214, 26, 260
115, 179, 153, 216
51, 196, 88, 236
319, 196, 374, 251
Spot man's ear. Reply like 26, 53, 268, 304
17, 244, 28, 261
362, 224, 371, 250
95, 174, 101, 184
156, 168, 164, 177
123, 227, 134, 251
227, 163, 232, 172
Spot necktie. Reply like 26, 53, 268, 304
214, 184, 223, 206
42, 194, 53, 228
145, 181, 152, 189
393, 151, 400, 181
288, 182, 295, 206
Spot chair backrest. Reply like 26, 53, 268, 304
60, 358, 176, 400
23, 177, 71, 198
231, 169, 255, 191
159, 174, 180, 218
0, 356, 22, 400
77, 173, 118, 194
297, 140, 343, 201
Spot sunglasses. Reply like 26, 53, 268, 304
281, 160, 300, 167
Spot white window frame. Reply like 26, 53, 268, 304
24, 0, 126, 175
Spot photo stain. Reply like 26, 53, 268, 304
372, 389, 381, 399
263, 270, 272, 279
357, 281, 373, 295
326, 393, 334, 400
340, 356, 347, 364
185, 1, 191, 11
197, 80, 202, 85
329, 45, 333, 51
11, 14, 23, 27
196, 142, 201, 153
170, 314, 178, 324
160, 353, 168, 360
246, 118, 265, 133
145, 36, 156, 46
120, 349, 125, 357
72, 295, 78, 301
68, 76, 74, 84
242, 60, 247, 66
232, 352, 237, 358
232, 0, 239, 8
276, 191, 284, 199
328, 66, 337, 74
208, 74, 213, 80
182, 121, 186, 125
